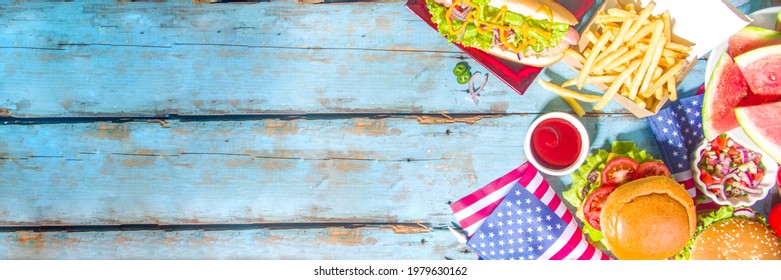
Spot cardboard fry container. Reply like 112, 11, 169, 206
561, 0, 751, 118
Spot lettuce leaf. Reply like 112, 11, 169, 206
563, 141, 662, 244
564, 142, 658, 209
425, 0, 569, 55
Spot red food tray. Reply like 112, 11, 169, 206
406, 0, 595, 95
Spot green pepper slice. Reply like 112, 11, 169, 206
457, 73, 471, 84
453, 62, 469, 76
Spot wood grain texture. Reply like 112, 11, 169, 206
0, 0, 769, 260
0, 1, 707, 118
0, 227, 473, 260
0, 115, 656, 226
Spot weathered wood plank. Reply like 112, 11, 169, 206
0, 227, 473, 260
0, 115, 656, 225
0, 44, 708, 118
0, 1, 708, 117
0, 2, 449, 51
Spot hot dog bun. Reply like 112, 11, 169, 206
487, 46, 566, 67
488, 0, 578, 25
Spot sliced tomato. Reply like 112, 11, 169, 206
601, 157, 639, 186
754, 169, 765, 182
582, 186, 618, 231
727, 146, 740, 157
769, 203, 781, 239
632, 161, 671, 180
699, 170, 717, 186
712, 135, 728, 150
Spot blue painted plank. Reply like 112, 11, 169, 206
0, 115, 656, 225
0, 227, 474, 260
0, 44, 709, 117
0, 2, 710, 117
0, 2, 452, 51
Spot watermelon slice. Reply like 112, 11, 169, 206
736, 101, 781, 164
727, 26, 781, 58
702, 53, 750, 140
735, 45, 781, 97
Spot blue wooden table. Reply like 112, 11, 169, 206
0, 0, 775, 259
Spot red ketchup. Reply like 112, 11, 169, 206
530, 118, 582, 170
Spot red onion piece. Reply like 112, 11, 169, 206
733, 207, 755, 219
708, 184, 726, 201
734, 183, 762, 194
467, 71, 488, 105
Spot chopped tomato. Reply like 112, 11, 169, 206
582, 186, 618, 231
755, 169, 765, 182
601, 157, 639, 186
712, 135, 728, 150
728, 146, 740, 157
700, 170, 717, 186
632, 161, 671, 180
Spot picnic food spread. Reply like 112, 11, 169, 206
417, 0, 781, 260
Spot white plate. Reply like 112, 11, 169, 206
703, 7, 781, 82
691, 128, 779, 207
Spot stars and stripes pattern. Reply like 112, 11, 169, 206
647, 94, 718, 210
451, 163, 610, 260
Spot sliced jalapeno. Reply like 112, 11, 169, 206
457, 73, 471, 84
453, 62, 469, 76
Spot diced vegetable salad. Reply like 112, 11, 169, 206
698, 134, 765, 200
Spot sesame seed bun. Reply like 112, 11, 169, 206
600, 176, 696, 260
689, 218, 781, 260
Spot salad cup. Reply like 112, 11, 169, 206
691, 133, 779, 207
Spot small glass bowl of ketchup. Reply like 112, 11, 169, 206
524, 112, 590, 176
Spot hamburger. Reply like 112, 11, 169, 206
563, 142, 696, 259
425, 0, 580, 67
599, 176, 696, 259
675, 206, 781, 260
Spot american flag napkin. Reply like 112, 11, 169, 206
647, 94, 718, 210
450, 162, 610, 260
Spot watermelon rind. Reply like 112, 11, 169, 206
728, 26, 781, 58
736, 102, 781, 164
777, 8, 781, 32
735, 44, 781, 96
703, 53, 739, 140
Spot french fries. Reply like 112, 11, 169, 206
537, 80, 602, 103
561, 96, 586, 117
537, 1, 692, 115
577, 30, 613, 89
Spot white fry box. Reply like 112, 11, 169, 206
561, 0, 751, 118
